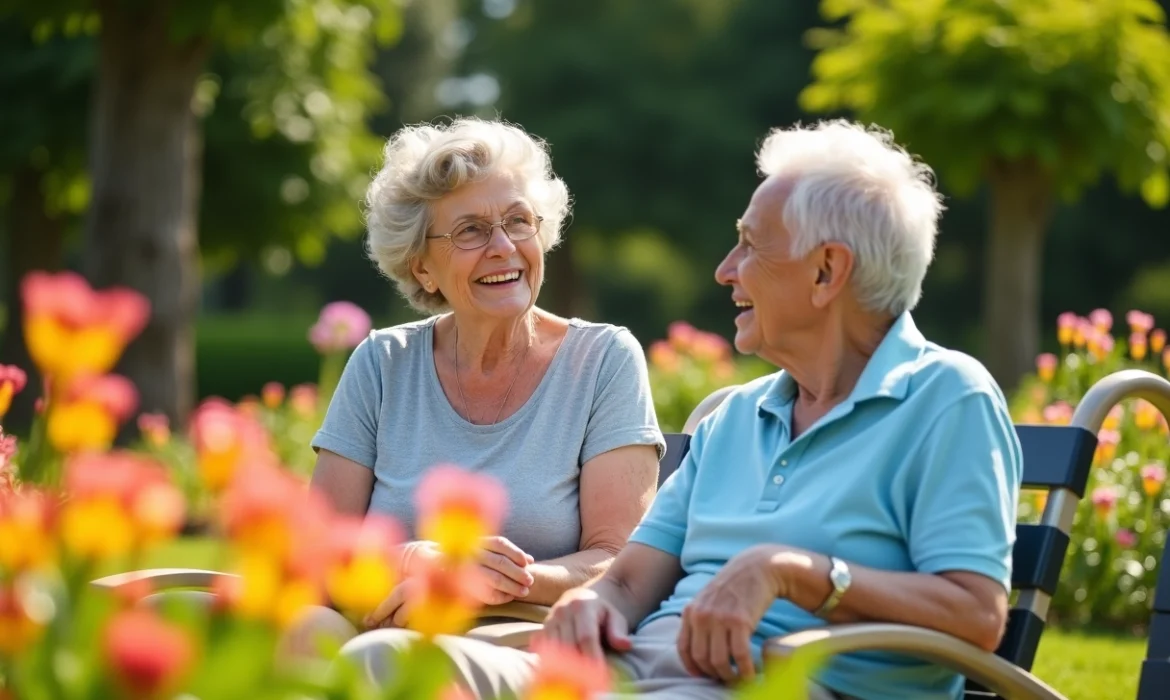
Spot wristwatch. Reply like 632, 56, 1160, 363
814, 556, 852, 617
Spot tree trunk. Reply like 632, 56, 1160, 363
82, 0, 210, 429
983, 160, 1053, 392
1, 165, 67, 432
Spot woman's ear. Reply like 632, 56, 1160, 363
411, 257, 435, 293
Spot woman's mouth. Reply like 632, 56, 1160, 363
475, 270, 522, 286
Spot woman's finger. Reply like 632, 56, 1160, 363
480, 564, 530, 598
479, 551, 535, 587
365, 583, 409, 629
480, 536, 531, 567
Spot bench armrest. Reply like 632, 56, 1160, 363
477, 601, 551, 624
90, 567, 239, 594
763, 623, 1066, 700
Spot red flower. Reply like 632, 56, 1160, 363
104, 609, 195, 698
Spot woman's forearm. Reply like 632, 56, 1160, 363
520, 546, 619, 606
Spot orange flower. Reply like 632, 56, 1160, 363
667, 321, 699, 352
136, 413, 171, 448
1042, 402, 1072, 426
1164, 347, 1170, 373
648, 341, 680, 374
61, 451, 184, 557
21, 271, 149, 387
1135, 400, 1160, 431
1103, 405, 1124, 431
1033, 491, 1049, 513
1072, 319, 1090, 348
47, 374, 138, 453
289, 384, 318, 419
1131, 332, 1148, 361
104, 608, 195, 698
1035, 353, 1057, 382
405, 559, 485, 638
1090, 309, 1113, 332
416, 465, 508, 562
1094, 429, 1120, 464
325, 513, 403, 621
1152, 329, 1166, 355
524, 637, 613, 700
1091, 486, 1118, 519
0, 490, 56, 573
188, 399, 277, 492
1056, 312, 1077, 345
261, 382, 286, 409
0, 578, 46, 655
0, 365, 27, 420
1141, 464, 1166, 498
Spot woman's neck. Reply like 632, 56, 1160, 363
448, 310, 539, 374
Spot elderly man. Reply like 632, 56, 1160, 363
341, 119, 1022, 700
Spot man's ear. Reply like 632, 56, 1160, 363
810, 243, 853, 309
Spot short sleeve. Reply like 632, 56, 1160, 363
627, 417, 706, 556
580, 330, 666, 464
310, 335, 382, 469
903, 391, 1023, 590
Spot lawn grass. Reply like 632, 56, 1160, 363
1033, 627, 1146, 700
103, 539, 1150, 698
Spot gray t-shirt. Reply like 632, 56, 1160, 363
311, 315, 665, 562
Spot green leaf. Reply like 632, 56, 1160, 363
734, 644, 830, 700
1140, 168, 1170, 207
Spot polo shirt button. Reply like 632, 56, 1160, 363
780, 459, 788, 467
772, 475, 785, 485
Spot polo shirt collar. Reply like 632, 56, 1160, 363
757, 312, 927, 420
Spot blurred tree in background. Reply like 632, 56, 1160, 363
0, 0, 403, 428
799, 0, 1170, 389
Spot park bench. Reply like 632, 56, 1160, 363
92, 370, 1170, 700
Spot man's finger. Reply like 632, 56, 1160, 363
731, 629, 756, 683
708, 626, 735, 684
677, 611, 702, 678
573, 606, 605, 659
603, 607, 632, 652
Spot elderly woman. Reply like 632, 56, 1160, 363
340, 119, 1022, 700
303, 118, 664, 644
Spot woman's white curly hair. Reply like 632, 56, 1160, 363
365, 117, 572, 313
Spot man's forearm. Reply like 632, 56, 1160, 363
587, 570, 662, 630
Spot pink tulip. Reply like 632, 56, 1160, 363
1115, 529, 1137, 549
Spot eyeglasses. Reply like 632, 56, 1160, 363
425, 212, 544, 251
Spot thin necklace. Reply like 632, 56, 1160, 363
453, 324, 532, 425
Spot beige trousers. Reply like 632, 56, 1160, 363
339, 616, 845, 699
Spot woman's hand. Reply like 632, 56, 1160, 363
474, 535, 535, 605
365, 536, 537, 629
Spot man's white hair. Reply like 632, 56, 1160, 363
365, 117, 571, 313
756, 119, 944, 317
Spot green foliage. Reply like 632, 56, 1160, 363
800, 0, 1170, 206
199, 0, 398, 268
1010, 309, 1170, 629
195, 314, 320, 401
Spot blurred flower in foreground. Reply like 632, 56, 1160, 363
137, 413, 171, 449
1103, 405, 1124, 431
21, 271, 149, 386
1090, 309, 1113, 332
104, 608, 195, 699
326, 513, 402, 621
309, 301, 371, 354
524, 637, 613, 700
0, 431, 18, 494
1134, 400, 1160, 431
404, 558, 485, 639
0, 578, 46, 655
1152, 329, 1166, 355
1095, 429, 1120, 464
60, 452, 185, 559
1131, 332, 1149, 361
0, 490, 55, 573
416, 464, 507, 562
0, 365, 27, 420
47, 374, 138, 453
189, 399, 277, 492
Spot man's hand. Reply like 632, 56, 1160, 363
678, 544, 787, 684
537, 587, 633, 660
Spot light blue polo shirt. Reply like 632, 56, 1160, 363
629, 313, 1022, 700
